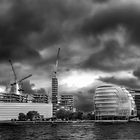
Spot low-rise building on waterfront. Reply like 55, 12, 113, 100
58, 95, 74, 111
32, 94, 48, 103
129, 89, 140, 117
0, 92, 52, 120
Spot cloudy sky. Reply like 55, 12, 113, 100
1, 0, 140, 111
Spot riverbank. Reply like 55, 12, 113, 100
0, 120, 96, 125
0, 119, 140, 125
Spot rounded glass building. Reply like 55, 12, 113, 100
94, 85, 137, 120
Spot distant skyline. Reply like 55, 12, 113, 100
0, 0, 140, 98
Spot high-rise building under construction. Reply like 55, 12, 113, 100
52, 74, 58, 116
52, 48, 60, 116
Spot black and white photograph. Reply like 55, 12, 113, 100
0, 0, 140, 139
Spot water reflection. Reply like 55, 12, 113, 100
0, 122, 139, 140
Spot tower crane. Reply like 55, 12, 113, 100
9, 59, 32, 95
53, 48, 60, 76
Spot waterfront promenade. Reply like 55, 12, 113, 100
0, 119, 140, 126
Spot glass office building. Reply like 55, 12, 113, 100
94, 85, 136, 120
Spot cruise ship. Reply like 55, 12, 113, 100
94, 84, 137, 122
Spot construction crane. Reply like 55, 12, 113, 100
9, 59, 32, 95
11, 74, 32, 86
54, 48, 60, 75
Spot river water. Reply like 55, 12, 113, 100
0, 122, 140, 140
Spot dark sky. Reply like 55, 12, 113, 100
0, 0, 140, 111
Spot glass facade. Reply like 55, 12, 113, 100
94, 85, 136, 120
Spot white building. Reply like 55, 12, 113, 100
0, 103, 52, 120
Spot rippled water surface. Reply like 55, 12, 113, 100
0, 122, 140, 140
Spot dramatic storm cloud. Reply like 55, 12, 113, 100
0, 0, 92, 84
80, 2, 140, 71
1, 0, 140, 111
99, 76, 140, 89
